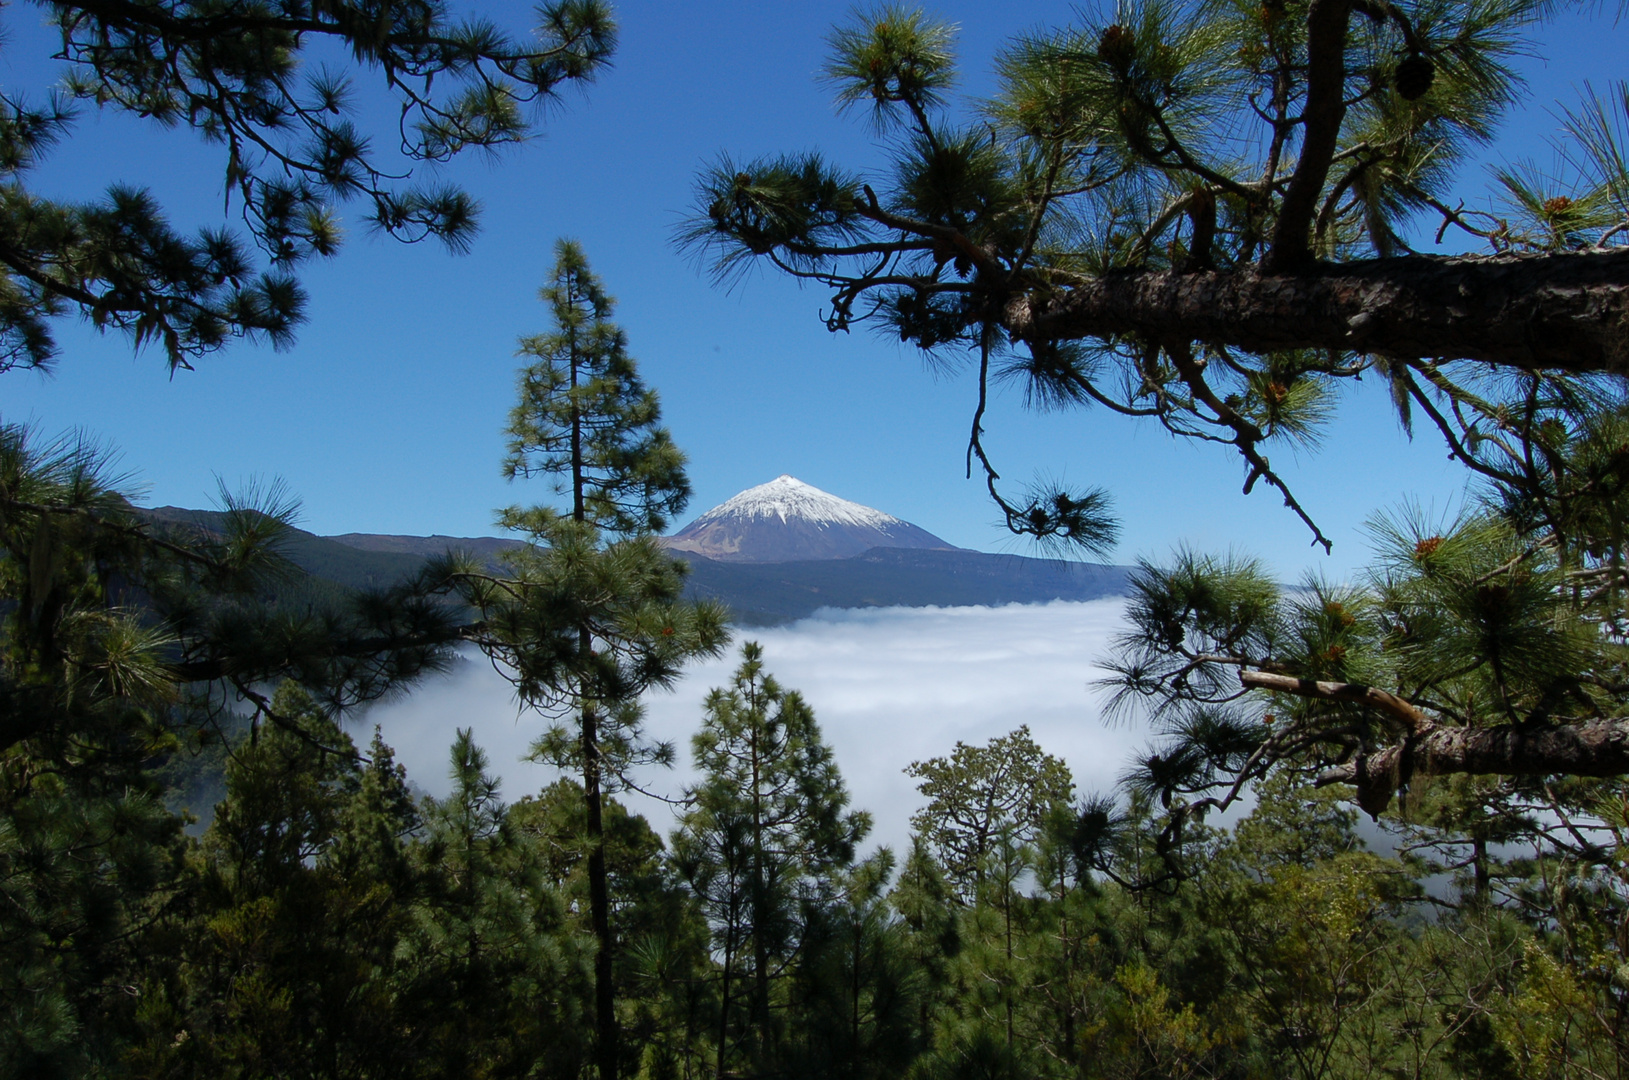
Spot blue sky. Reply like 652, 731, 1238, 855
3, 1, 1626, 581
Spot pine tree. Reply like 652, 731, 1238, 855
443, 239, 728, 1078
684, 4, 1629, 551
406, 731, 592, 1078
0, 422, 459, 1073
130, 685, 444, 1080
793, 851, 930, 1080
509, 778, 712, 1075
672, 642, 871, 1079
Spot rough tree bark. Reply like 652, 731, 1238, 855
1241, 670, 1629, 816
1005, 249, 1629, 374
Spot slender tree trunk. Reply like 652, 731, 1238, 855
1471, 831, 1490, 907
568, 327, 617, 1079
583, 697, 618, 1080
851, 916, 862, 1078
1059, 886, 1076, 1067
718, 890, 738, 1080
749, 710, 769, 1059
569, 281, 586, 525
1003, 878, 1014, 1066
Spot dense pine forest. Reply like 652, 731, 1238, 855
10, 641, 1623, 1079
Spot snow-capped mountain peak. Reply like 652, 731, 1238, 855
692, 475, 902, 530
664, 475, 955, 563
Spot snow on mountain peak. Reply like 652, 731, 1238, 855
692, 475, 902, 530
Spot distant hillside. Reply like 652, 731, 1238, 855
144, 509, 1130, 626
675, 547, 1130, 625
143, 507, 428, 593
326, 532, 521, 563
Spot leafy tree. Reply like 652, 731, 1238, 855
0, 0, 615, 372
684, 3, 1629, 551
672, 641, 871, 1080
439, 238, 728, 1078
897, 729, 1072, 1075
906, 725, 1075, 902
1197, 778, 1413, 1080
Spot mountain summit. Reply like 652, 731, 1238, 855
663, 475, 956, 562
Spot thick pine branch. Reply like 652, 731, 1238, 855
1266, 0, 1352, 271
1319, 716, 1629, 817
1249, 670, 1629, 816
1006, 249, 1629, 373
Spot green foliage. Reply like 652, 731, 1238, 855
503, 239, 690, 539
672, 642, 871, 1078
906, 726, 1074, 901
432, 238, 727, 1079
0, 420, 466, 1073
447, 238, 728, 791
682, 1, 1629, 552
4, 585, 1627, 1079
511, 777, 711, 1071
12, 7, 1629, 1072
0, 0, 617, 372
824, 5, 958, 134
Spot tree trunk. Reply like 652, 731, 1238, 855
1264, 0, 1350, 271
718, 888, 738, 1080
571, 283, 618, 1078
583, 698, 618, 1080
851, 917, 862, 1078
1004, 249, 1629, 374
749, 712, 769, 1060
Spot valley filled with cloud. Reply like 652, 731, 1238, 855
362, 598, 1145, 856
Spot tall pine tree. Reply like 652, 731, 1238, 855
443, 239, 727, 1078
673, 642, 870, 1079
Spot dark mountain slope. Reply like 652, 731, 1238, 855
325, 532, 520, 562
145, 491, 1131, 626
675, 547, 1129, 625
144, 507, 428, 592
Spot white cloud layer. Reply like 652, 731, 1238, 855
358, 599, 1149, 856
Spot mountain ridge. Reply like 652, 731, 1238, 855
142, 475, 1131, 625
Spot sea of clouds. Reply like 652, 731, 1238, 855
358, 598, 1154, 857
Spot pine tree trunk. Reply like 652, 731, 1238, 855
1003, 878, 1014, 1063
718, 892, 737, 1080
851, 917, 863, 1077
583, 698, 618, 1080
568, 282, 618, 1079
749, 711, 769, 1059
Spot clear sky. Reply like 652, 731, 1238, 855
3, 1, 1626, 582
